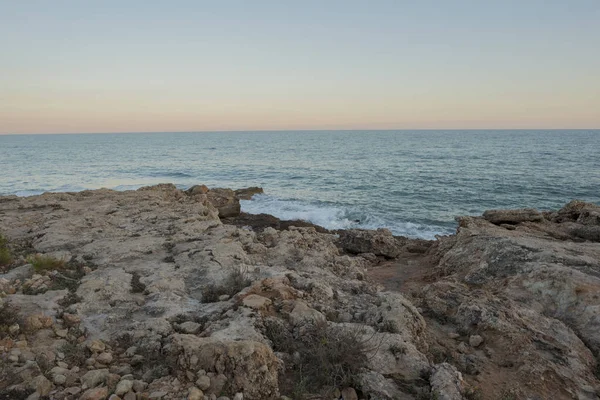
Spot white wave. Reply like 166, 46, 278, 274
240, 194, 454, 239
241, 195, 358, 230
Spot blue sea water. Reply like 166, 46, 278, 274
1, 130, 599, 239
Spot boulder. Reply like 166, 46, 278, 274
482, 208, 544, 224
207, 188, 241, 218
234, 187, 264, 200
337, 228, 401, 258
169, 334, 279, 400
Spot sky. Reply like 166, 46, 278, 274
1, 1, 599, 134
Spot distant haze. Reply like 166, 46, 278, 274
1, 1, 599, 134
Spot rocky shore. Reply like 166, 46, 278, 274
0, 184, 599, 400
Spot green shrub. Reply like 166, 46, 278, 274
27, 254, 66, 272
0, 234, 12, 267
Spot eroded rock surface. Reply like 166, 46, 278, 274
0, 187, 599, 400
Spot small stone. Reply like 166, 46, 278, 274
233, 393, 243, 400
242, 294, 272, 310
124, 393, 136, 400
216, 397, 230, 400
124, 346, 137, 357
179, 321, 201, 334
55, 329, 69, 338
80, 368, 109, 388
188, 387, 204, 400
80, 387, 109, 400
457, 342, 469, 353
109, 395, 122, 400
53, 374, 67, 385
115, 379, 133, 396
469, 335, 484, 347
8, 323, 20, 335
218, 294, 230, 301
196, 374, 211, 390
341, 387, 358, 400
96, 352, 113, 364
30, 375, 53, 396
448, 332, 460, 339
65, 386, 82, 395
57, 361, 68, 369
62, 313, 81, 327
209, 374, 227, 395
132, 380, 148, 393
87, 339, 106, 353
149, 391, 168, 399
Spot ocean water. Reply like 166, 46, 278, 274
1, 130, 599, 239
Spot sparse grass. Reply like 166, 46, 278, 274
202, 266, 252, 303
60, 341, 89, 366
0, 301, 19, 334
27, 254, 66, 272
389, 343, 407, 357
465, 387, 484, 400
0, 234, 13, 267
263, 318, 375, 397
130, 271, 146, 293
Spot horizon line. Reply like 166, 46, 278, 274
2, 127, 600, 136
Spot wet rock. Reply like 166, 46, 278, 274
234, 187, 264, 200
337, 228, 401, 258
482, 208, 544, 224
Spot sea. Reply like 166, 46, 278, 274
1, 130, 598, 239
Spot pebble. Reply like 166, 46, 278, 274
469, 334, 484, 347
196, 375, 211, 391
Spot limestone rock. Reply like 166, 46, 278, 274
234, 187, 264, 200
482, 208, 544, 224
207, 188, 241, 218
337, 228, 401, 258
430, 363, 464, 400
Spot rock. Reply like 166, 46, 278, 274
123, 393, 136, 400
24, 313, 53, 331
430, 363, 464, 400
482, 208, 544, 224
87, 339, 106, 353
179, 321, 202, 334
186, 185, 210, 195
232, 393, 243, 400
170, 334, 279, 399
62, 313, 81, 327
289, 301, 326, 326
149, 391, 168, 399
337, 228, 401, 258
341, 387, 358, 400
81, 368, 109, 388
96, 352, 113, 364
469, 335, 484, 347
242, 294, 272, 311
234, 187, 264, 200
80, 387, 109, 400
0, 263, 33, 281
53, 374, 67, 385
209, 374, 227, 395
115, 379, 133, 396
29, 375, 53, 396
109, 395, 122, 400
196, 375, 211, 391
132, 380, 148, 393
207, 188, 241, 218
188, 387, 204, 400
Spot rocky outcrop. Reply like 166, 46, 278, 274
337, 228, 402, 258
482, 208, 544, 224
1, 186, 599, 400
234, 187, 264, 200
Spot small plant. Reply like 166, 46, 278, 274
60, 341, 89, 366
130, 271, 146, 293
27, 254, 66, 272
202, 266, 252, 303
0, 301, 19, 333
0, 234, 12, 267
389, 343, 407, 356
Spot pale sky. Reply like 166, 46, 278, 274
1, 0, 599, 134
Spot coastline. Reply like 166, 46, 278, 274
1, 184, 599, 399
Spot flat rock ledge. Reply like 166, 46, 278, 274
0, 185, 599, 400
